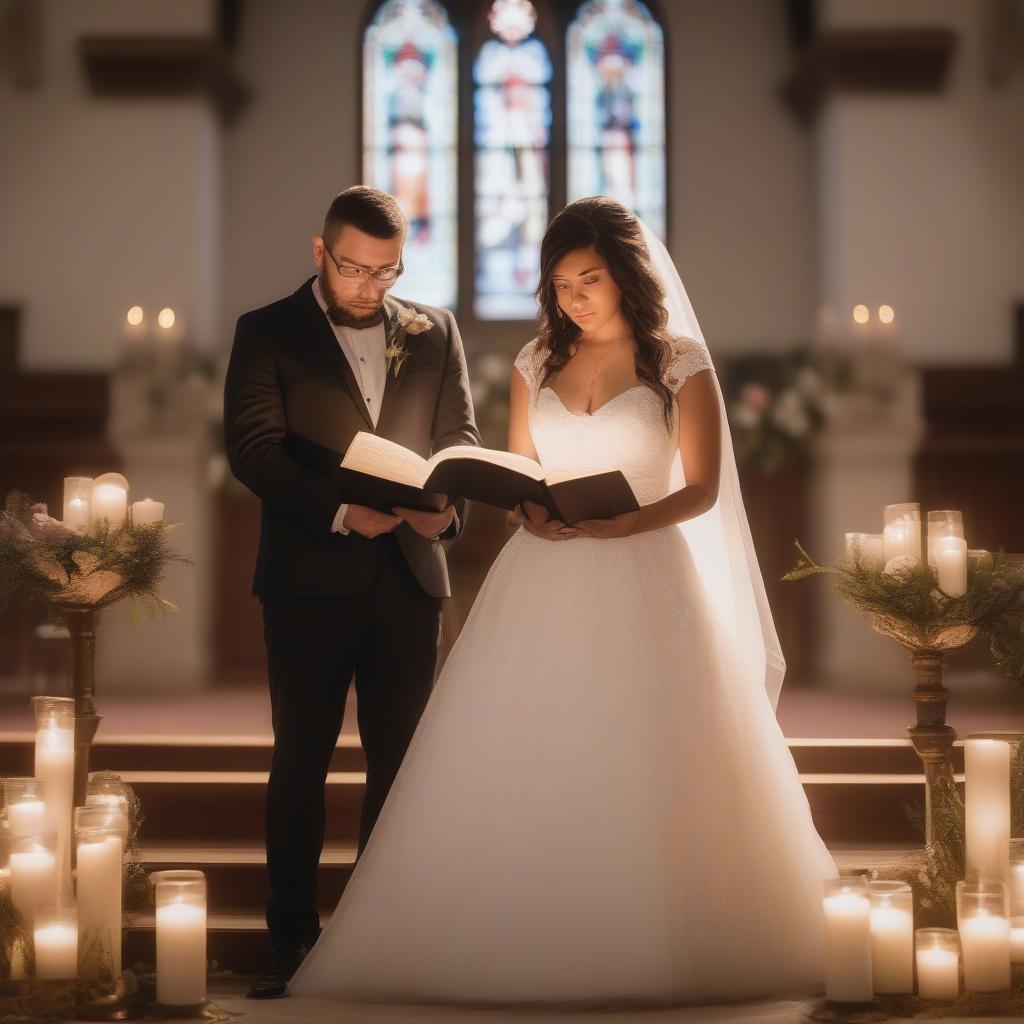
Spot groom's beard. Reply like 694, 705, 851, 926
318, 270, 385, 329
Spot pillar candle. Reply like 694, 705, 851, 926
916, 946, 959, 1000
91, 484, 127, 532
1010, 918, 1024, 964
76, 834, 124, 975
129, 498, 164, 527
869, 888, 913, 993
35, 918, 78, 980
965, 736, 1012, 885
35, 719, 74, 896
961, 912, 1011, 992
7, 799, 46, 836
156, 898, 206, 1005
9, 846, 57, 929
933, 536, 967, 597
823, 882, 873, 1003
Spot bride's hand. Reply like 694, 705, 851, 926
510, 500, 578, 541
575, 510, 641, 539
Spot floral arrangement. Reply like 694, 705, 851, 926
0, 490, 186, 613
385, 303, 433, 378
783, 542, 1024, 683
724, 348, 839, 475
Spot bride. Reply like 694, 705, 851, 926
290, 197, 837, 1006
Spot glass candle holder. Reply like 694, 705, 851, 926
85, 773, 131, 825
153, 870, 207, 1006
1010, 838, 1024, 918
968, 549, 993, 573
915, 927, 960, 1000
822, 876, 873, 1003
845, 532, 884, 569
957, 879, 1011, 993
32, 697, 74, 897
90, 472, 129, 533
1011, 916, 1024, 965
882, 502, 921, 566
926, 510, 964, 565
964, 733, 1017, 886
75, 807, 127, 979
34, 904, 78, 980
869, 881, 913, 993
9, 829, 58, 930
62, 477, 92, 535
4, 778, 47, 837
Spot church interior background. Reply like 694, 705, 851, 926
0, 0, 1022, 986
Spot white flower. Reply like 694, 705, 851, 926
884, 555, 919, 577
771, 389, 811, 438
397, 306, 433, 335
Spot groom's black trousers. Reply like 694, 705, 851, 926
260, 536, 442, 947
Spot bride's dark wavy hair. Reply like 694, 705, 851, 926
536, 196, 675, 428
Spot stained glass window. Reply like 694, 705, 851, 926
473, 0, 552, 320
567, 0, 666, 239
364, 0, 458, 309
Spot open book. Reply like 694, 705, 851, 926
338, 432, 640, 525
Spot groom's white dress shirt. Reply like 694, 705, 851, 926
312, 278, 386, 536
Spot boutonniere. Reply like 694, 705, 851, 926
385, 303, 434, 378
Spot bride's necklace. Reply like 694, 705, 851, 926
572, 335, 632, 414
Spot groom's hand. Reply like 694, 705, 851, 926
392, 505, 455, 540
342, 504, 402, 539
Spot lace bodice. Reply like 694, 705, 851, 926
513, 336, 714, 506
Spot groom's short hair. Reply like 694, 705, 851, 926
323, 186, 406, 244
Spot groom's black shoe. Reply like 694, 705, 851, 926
246, 937, 316, 999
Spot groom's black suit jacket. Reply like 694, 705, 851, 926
224, 277, 481, 600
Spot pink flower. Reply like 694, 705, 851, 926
741, 383, 772, 412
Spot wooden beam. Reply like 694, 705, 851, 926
78, 35, 250, 127
782, 27, 958, 125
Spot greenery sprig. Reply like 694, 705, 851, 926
784, 541, 1024, 683
0, 490, 188, 615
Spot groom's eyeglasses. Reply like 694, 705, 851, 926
323, 247, 404, 285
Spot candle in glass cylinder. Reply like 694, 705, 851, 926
129, 498, 164, 527
4, 778, 46, 837
845, 533, 884, 569
823, 877, 873, 1003
932, 536, 967, 597
75, 806, 127, 978
61, 477, 92, 535
1011, 917, 1024, 964
965, 734, 1013, 885
958, 881, 1011, 993
153, 870, 207, 1006
34, 905, 78, 980
90, 473, 129, 532
9, 830, 58, 930
883, 502, 921, 565
915, 928, 959, 1000
32, 697, 75, 897
926, 510, 964, 566
869, 881, 913, 993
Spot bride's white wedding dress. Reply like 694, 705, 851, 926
291, 336, 837, 1007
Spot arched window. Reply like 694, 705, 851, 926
363, 0, 459, 308
473, 0, 553, 320
567, 0, 666, 239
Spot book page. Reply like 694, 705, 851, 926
340, 432, 430, 487
544, 467, 619, 485
429, 445, 546, 481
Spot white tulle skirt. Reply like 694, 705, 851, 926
290, 525, 837, 1007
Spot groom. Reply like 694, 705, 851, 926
224, 186, 480, 998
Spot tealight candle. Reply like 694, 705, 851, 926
61, 477, 92, 535
130, 498, 164, 527
153, 870, 207, 1006
33, 698, 75, 896
915, 928, 960, 1000
964, 734, 1013, 885
34, 905, 77, 980
90, 473, 129, 532
823, 877, 873, 1003
869, 881, 913, 993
